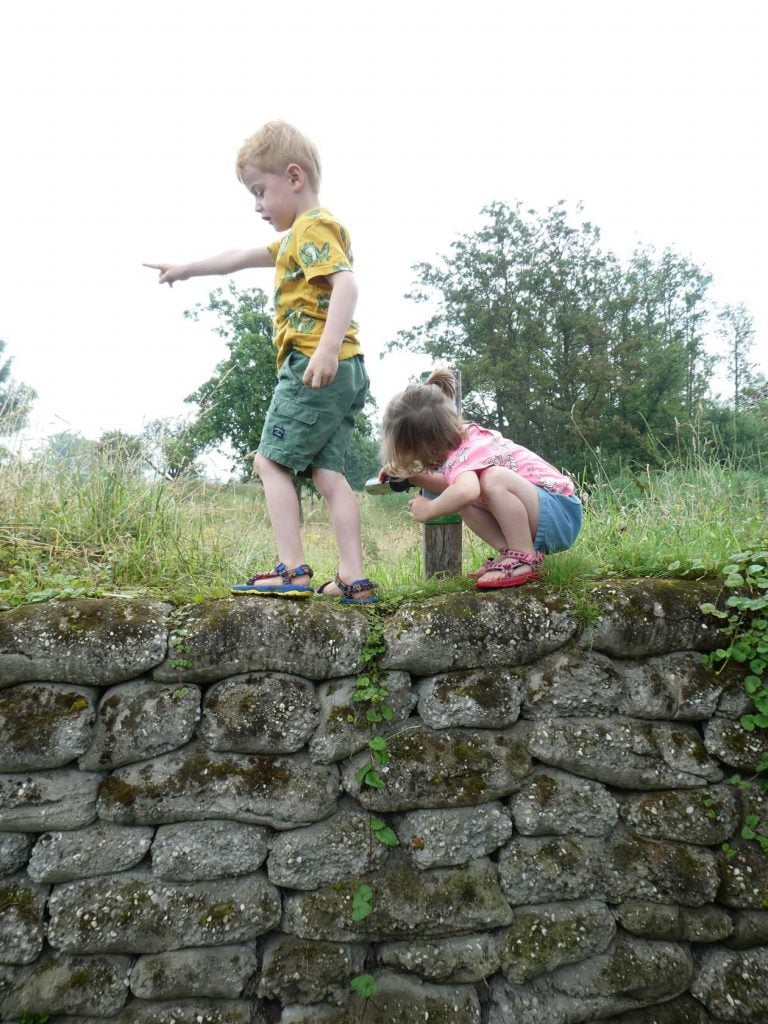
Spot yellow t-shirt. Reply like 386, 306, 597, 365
267, 207, 362, 369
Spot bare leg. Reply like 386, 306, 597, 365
474, 467, 541, 584
313, 467, 373, 600
250, 453, 311, 587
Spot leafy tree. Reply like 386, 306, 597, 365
0, 339, 36, 435
141, 418, 202, 480
388, 202, 719, 472
184, 282, 278, 477
184, 281, 379, 487
717, 303, 756, 413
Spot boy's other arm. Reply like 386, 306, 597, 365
408, 472, 481, 522
144, 248, 274, 287
302, 270, 358, 388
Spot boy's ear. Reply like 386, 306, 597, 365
285, 163, 305, 190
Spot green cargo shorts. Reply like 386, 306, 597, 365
258, 350, 369, 476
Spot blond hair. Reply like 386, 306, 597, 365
381, 368, 464, 475
235, 120, 322, 192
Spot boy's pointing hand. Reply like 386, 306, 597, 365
143, 262, 189, 287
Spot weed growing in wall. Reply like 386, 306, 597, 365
701, 547, 768, 872
348, 608, 399, 1002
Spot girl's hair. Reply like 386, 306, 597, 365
235, 120, 322, 192
381, 368, 464, 474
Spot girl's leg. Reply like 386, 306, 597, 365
474, 467, 541, 583
312, 467, 374, 600
250, 453, 311, 586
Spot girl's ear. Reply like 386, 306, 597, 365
286, 163, 305, 191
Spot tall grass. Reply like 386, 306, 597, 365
1, 441, 766, 607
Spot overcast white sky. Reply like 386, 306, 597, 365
2, 0, 766, 472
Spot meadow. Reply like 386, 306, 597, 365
1, 440, 766, 610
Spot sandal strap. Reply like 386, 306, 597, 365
246, 562, 314, 585
500, 549, 543, 568
333, 574, 378, 599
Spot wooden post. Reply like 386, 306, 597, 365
420, 369, 463, 579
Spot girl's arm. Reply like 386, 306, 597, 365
408, 472, 480, 522
144, 247, 274, 286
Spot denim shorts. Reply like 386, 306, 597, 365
258, 350, 369, 475
533, 489, 583, 554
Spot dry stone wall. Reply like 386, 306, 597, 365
0, 582, 767, 1024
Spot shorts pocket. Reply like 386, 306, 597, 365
271, 396, 319, 426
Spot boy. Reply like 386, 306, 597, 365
145, 121, 376, 604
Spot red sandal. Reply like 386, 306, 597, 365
475, 549, 543, 590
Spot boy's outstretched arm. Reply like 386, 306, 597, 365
302, 270, 358, 388
144, 247, 274, 286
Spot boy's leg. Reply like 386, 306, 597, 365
236, 453, 311, 589
312, 467, 370, 597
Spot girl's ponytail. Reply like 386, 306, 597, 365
424, 367, 457, 402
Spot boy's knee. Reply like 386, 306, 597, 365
312, 466, 347, 497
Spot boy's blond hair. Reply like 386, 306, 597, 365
236, 120, 322, 192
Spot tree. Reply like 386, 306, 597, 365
0, 339, 36, 435
388, 202, 720, 472
141, 418, 202, 480
717, 303, 756, 413
184, 282, 278, 477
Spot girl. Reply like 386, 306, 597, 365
380, 369, 582, 589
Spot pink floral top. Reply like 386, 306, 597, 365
441, 423, 576, 495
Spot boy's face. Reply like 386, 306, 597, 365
241, 163, 302, 232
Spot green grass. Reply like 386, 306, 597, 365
1, 445, 766, 609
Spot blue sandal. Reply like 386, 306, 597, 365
231, 562, 314, 598
316, 574, 378, 604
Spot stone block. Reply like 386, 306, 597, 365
584, 580, 721, 657
619, 784, 739, 845
282, 853, 513, 942
79, 681, 200, 770
703, 717, 768, 771
497, 899, 615, 982
258, 935, 364, 1005
379, 932, 501, 982
200, 672, 318, 754
0, 683, 95, 770
308, 671, 414, 764
0, 598, 171, 686
528, 717, 722, 789
28, 822, 153, 882
0, 953, 131, 1018
152, 598, 366, 683
726, 910, 768, 949
151, 820, 270, 881
395, 803, 513, 868
267, 803, 389, 890
130, 944, 258, 999
510, 766, 618, 837
341, 725, 531, 812
417, 666, 523, 728
97, 743, 339, 829
280, 971, 481, 1023
0, 873, 48, 964
616, 651, 726, 720
0, 769, 102, 832
381, 589, 577, 674
520, 649, 623, 718
717, 839, 768, 909
47, 868, 280, 954
691, 947, 768, 1022
488, 936, 693, 1024
0, 833, 33, 876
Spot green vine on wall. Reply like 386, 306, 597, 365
348, 609, 399, 1003
701, 547, 768, 866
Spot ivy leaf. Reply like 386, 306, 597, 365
351, 973, 377, 998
